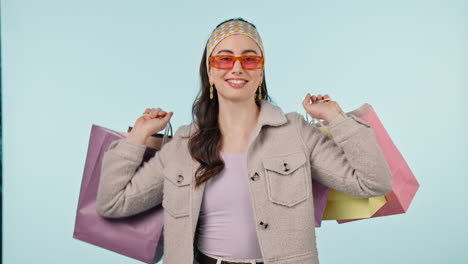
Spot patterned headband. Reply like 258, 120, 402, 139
206, 19, 265, 70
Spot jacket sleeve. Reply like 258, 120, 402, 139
294, 112, 393, 198
95, 133, 174, 218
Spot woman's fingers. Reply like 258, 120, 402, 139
302, 95, 309, 108
141, 107, 172, 120
307, 93, 332, 104
149, 108, 161, 118
142, 108, 163, 118
303, 93, 313, 106
165, 112, 174, 120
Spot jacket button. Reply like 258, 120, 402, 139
282, 162, 290, 172
176, 174, 184, 183
250, 172, 260, 181
259, 221, 269, 229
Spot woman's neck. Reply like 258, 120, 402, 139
217, 99, 260, 151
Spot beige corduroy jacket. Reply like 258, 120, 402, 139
96, 99, 393, 264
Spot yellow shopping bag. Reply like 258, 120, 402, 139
322, 190, 387, 220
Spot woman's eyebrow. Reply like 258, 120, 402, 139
216, 49, 258, 55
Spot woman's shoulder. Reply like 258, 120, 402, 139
283, 110, 307, 126
173, 121, 198, 138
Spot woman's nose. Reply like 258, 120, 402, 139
231, 59, 244, 72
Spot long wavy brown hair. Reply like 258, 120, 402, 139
188, 18, 274, 188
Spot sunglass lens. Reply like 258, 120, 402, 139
242, 57, 262, 69
213, 56, 234, 69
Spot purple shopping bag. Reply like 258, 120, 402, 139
73, 124, 172, 263
313, 180, 331, 227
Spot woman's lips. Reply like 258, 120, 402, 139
226, 80, 248, 88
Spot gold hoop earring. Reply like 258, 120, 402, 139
209, 81, 214, 100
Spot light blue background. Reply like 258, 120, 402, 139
3, 0, 467, 263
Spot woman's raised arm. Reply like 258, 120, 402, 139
95, 107, 174, 218
294, 112, 393, 198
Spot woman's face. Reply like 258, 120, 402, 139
208, 34, 264, 103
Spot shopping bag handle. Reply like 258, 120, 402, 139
304, 98, 333, 127
161, 121, 172, 147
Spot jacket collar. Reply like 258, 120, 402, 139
179, 100, 288, 138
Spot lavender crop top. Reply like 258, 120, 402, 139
196, 151, 263, 259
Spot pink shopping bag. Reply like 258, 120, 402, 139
336, 103, 420, 223
73, 124, 171, 263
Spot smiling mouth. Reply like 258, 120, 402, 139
226, 79, 248, 88
226, 79, 248, 83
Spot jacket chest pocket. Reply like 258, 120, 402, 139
162, 166, 191, 218
262, 152, 309, 207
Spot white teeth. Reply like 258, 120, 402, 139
227, 80, 247, 84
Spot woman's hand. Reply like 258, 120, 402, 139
302, 93, 343, 123
126, 108, 174, 145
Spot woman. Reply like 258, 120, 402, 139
96, 18, 393, 264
